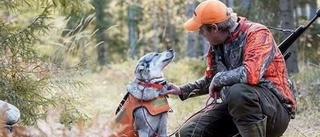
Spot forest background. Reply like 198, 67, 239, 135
0, 0, 319, 136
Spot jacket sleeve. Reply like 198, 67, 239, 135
213, 26, 277, 86
178, 76, 212, 100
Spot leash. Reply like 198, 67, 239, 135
168, 97, 220, 137
140, 84, 160, 137
138, 78, 167, 136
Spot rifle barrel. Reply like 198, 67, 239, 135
278, 8, 320, 55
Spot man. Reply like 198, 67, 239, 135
161, 0, 296, 137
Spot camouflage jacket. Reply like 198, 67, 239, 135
179, 17, 296, 112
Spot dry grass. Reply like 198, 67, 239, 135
1, 109, 115, 137
9, 59, 320, 137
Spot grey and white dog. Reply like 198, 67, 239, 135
115, 49, 174, 137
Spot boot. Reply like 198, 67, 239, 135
236, 116, 267, 137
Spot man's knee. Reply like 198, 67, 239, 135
225, 83, 262, 119
225, 83, 256, 104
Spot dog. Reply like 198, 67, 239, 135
111, 49, 175, 137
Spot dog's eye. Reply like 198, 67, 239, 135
142, 53, 159, 65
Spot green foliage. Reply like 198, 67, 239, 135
0, 6, 52, 124
40, 0, 319, 68
234, 0, 279, 25
50, 0, 92, 15
93, 0, 189, 61
0, 73, 51, 124
45, 74, 89, 125
50, 0, 319, 67
0, 0, 90, 125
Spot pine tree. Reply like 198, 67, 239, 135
0, 0, 88, 125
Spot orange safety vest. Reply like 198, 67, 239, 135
110, 86, 170, 137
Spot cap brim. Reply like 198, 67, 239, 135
184, 18, 202, 32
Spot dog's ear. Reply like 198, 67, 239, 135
134, 62, 151, 80
135, 63, 146, 73
136, 65, 144, 72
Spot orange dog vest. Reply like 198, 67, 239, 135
111, 93, 170, 137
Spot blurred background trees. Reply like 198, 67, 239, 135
50, 0, 320, 70
0, 0, 319, 125
60, 0, 319, 72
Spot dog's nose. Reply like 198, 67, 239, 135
168, 49, 174, 52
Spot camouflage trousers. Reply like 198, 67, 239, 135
175, 83, 290, 137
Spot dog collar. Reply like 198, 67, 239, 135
139, 82, 164, 89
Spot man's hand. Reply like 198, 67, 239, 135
160, 83, 182, 96
209, 79, 221, 100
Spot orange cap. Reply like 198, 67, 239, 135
184, 0, 230, 31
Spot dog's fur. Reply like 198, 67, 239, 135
115, 49, 174, 137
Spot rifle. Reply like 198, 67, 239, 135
278, 9, 320, 60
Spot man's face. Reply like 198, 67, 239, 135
199, 24, 225, 46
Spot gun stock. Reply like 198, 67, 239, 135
278, 9, 320, 60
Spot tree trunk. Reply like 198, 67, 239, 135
186, 0, 196, 57
152, 0, 159, 52
92, 0, 107, 66
165, 0, 175, 50
127, 2, 142, 58
279, 0, 299, 73
128, 3, 136, 58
